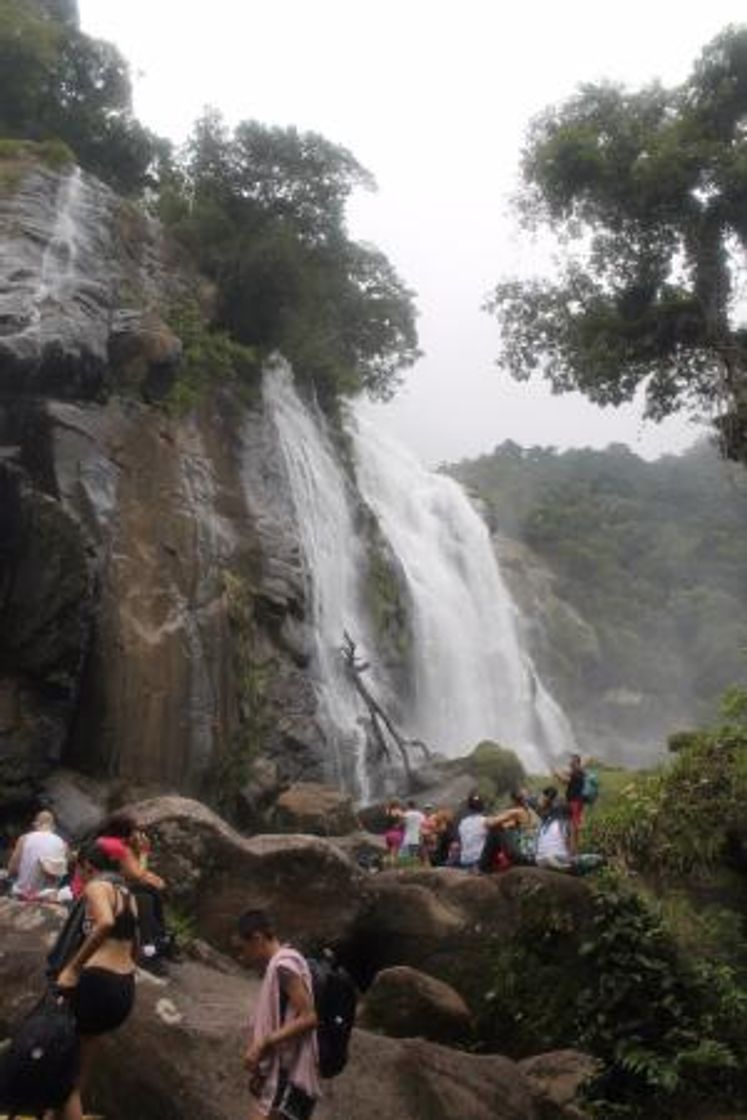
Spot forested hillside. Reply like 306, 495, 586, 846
451, 439, 747, 762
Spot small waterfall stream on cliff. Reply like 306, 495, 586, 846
351, 413, 576, 773
34, 166, 84, 316
263, 365, 375, 799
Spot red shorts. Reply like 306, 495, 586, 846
568, 799, 584, 829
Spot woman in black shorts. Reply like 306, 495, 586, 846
55, 842, 138, 1120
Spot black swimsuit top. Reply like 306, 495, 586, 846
82, 881, 137, 942
110, 886, 137, 941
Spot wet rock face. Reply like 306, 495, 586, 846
0, 464, 93, 810
0, 167, 115, 397
0, 159, 330, 808
271, 782, 358, 836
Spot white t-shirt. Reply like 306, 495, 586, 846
458, 814, 488, 865
535, 817, 570, 864
13, 829, 68, 896
402, 809, 425, 847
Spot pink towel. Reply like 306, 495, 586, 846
248, 946, 321, 1116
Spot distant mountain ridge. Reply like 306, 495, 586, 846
449, 440, 747, 765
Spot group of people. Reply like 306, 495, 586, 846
382, 753, 603, 875
1, 757, 601, 1120
2, 811, 323, 1120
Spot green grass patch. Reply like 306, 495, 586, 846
0, 137, 75, 193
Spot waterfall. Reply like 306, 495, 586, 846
262, 363, 374, 799
36, 166, 84, 312
350, 412, 576, 773
263, 362, 577, 790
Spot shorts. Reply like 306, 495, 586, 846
568, 799, 584, 829
70, 967, 135, 1035
263, 1070, 316, 1120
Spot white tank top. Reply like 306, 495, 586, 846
458, 814, 488, 865
14, 830, 67, 895
536, 817, 569, 862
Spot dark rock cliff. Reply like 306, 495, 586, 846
0, 157, 326, 816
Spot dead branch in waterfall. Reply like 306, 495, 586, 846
341, 631, 432, 779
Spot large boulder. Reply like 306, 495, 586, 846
0, 897, 593, 1120
358, 965, 473, 1045
130, 795, 368, 954
347, 866, 595, 1003
518, 1051, 601, 1119
271, 782, 358, 836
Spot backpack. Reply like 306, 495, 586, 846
0, 987, 80, 1116
581, 769, 599, 805
46, 898, 86, 979
280, 953, 357, 1079
308, 956, 357, 1079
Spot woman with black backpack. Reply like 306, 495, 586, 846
53, 841, 138, 1120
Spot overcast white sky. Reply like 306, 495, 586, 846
79, 0, 746, 465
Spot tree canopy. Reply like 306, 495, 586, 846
158, 110, 420, 403
486, 26, 747, 463
0, 0, 162, 193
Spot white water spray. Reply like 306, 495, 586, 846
35, 166, 84, 316
351, 412, 576, 772
262, 363, 374, 799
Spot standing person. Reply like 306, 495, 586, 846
401, 800, 426, 862
8, 809, 68, 900
420, 804, 439, 865
383, 799, 404, 867
236, 910, 320, 1120
554, 753, 587, 855
54, 842, 138, 1120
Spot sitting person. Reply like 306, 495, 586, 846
535, 787, 604, 874
430, 808, 460, 867
92, 814, 170, 973
478, 789, 538, 872
458, 792, 515, 871
8, 809, 69, 900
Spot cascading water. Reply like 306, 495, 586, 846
263, 362, 577, 792
34, 166, 84, 319
350, 412, 577, 773
262, 363, 375, 799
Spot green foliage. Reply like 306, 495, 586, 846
166, 300, 260, 414
450, 440, 747, 737
214, 570, 274, 818
480, 869, 747, 1118
163, 900, 197, 951
586, 699, 747, 875
0, 0, 162, 193
487, 25, 747, 462
578, 872, 747, 1117
456, 740, 525, 804
0, 136, 74, 192
158, 109, 420, 405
